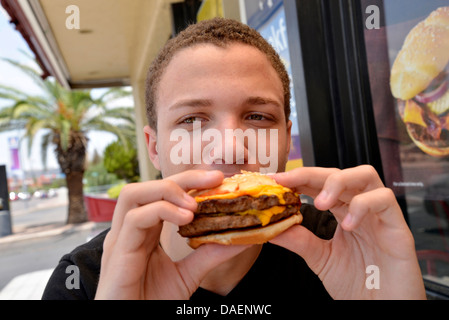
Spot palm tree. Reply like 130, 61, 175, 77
0, 58, 135, 224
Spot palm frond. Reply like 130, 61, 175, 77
94, 87, 132, 106
59, 119, 72, 151
1, 58, 48, 93
40, 131, 54, 170
1, 58, 137, 170
0, 84, 29, 101
24, 118, 52, 156
102, 106, 136, 123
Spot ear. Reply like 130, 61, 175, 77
144, 125, 161, 171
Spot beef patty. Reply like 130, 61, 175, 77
178, 205, 300, 237
195, 192, 299, 214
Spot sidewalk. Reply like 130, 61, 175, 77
0, 269, 54, 300
0, 219, 110, 300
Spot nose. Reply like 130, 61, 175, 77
202, 116, 252, 166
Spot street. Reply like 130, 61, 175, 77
0, 188, 111, 293
0, 222, 109, 291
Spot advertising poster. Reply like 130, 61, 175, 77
362, 0, 449, 288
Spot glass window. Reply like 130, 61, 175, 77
362, 0, 449, 296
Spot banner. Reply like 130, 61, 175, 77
8, 136, 20, 170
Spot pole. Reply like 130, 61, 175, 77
0, 165, 13, 237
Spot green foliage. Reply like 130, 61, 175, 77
103, 140, 140, 183
107, 183, 126, 199
0, 56, 136, 223
84, 162, 120, 188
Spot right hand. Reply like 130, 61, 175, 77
95, 170, 249, 299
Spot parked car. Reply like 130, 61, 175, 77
9, 192, 19, 201
17, 192, 31, 200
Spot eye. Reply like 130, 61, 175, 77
247, 113, 266, 121
181, 116, 204, 124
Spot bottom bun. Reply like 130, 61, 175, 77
187, 212, 303, 249
407, 129, 449, 157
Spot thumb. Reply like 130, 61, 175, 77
176, 244, 251, 295
269, 225, 329, 275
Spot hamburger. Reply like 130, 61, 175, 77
178, 171, 302, 249
390, 6, 449, 157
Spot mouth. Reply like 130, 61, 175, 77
222, 172, 241, 178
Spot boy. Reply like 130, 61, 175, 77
43, 18, 425, 300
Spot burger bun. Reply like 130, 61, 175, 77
187, 212, 303, 249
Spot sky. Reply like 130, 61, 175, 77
0, 7, 122, 178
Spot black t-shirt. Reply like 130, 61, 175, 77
42, 204, 337, 300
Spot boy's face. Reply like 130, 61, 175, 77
145, 43, 292, 178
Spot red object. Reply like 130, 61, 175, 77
417, 250, 449, 276
415, 80, 448, 104
84, 195, 117, 222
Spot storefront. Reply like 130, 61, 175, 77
3, 0, 449, 298
244, 0, 449, 298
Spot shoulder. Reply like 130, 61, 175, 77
42, 228, 109, 300
300, 203, 337, 240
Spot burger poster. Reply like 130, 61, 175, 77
364, 0, 449, 199
363, 0, 449, 287
390, 6, 449, 158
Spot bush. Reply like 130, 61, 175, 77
107, 183, 126, 199
103, 141, 140, 182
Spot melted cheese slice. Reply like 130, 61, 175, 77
404, 100, 427, 127
194, 184, 291, 204
192, 171, 293, 203
236, 206, 286, 226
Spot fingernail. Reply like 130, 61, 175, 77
343, 213, 353, 229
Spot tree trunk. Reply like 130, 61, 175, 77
66, 171, 87, 224
54, 130, 88, 224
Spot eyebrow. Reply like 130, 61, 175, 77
244, 96, 283, 109
168, 96, 283, 111
168, 98, 213, 111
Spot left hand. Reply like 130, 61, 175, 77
270, 165, 426, 299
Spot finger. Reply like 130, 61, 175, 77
116, 170, 223, 214
342, 187, 403, 232
167, 169, 224, 192
273, 167, 340, 197
117, 179, 197, 211
115, 200, 194, 253
109, 170, 223, 244
110, 180, 196, 236
313, 165, 385, 212
176, 244, 251, 295
269, 225, 329, 276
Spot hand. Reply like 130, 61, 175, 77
95, 170, 249, 299
270, 165, 426, 299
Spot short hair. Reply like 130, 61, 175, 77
145, 17, 291, 130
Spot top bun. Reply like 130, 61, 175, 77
188, 171, 289, 200
390, 7, 449, 100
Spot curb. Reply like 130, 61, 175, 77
0, 221, 100, 245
